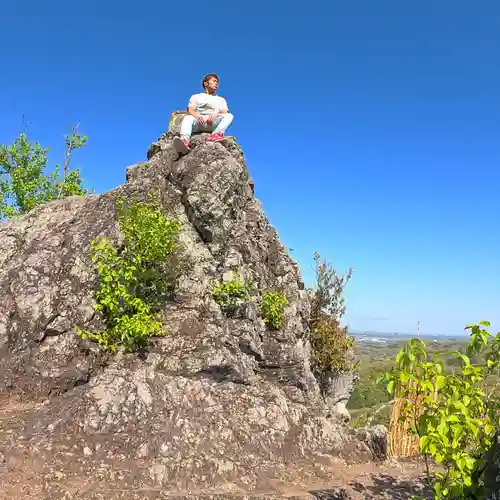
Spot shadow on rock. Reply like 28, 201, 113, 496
351, 473, 431, 499
309, 488, 350, 499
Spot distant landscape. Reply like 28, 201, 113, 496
348, 332, 471, 428
353, 330, 469, 344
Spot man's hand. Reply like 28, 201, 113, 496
205, 115, 219, 125
193, 113, 206, 125
187, 105, 206, 125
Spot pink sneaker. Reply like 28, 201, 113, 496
207, 131, 225, 143
173, 136, 191, 154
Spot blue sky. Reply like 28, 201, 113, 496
2, 1, 499, 336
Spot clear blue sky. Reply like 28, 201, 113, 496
2, 1, 499, 336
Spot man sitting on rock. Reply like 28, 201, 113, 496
173, 73, 234, 155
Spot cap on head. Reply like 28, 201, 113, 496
202, 73, 219, 90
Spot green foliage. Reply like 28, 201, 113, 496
261, 290, 288, 330
63, 124, 87, 177
0, 126, 88, 219
309, 252, 355, 375
348, 338, 495, 429
212, 274, 254, 314
310, 315, 355, 373
78, 197, 181, 353
382, 321, 500, 499
310, 251, 353, 322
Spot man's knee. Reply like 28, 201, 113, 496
221, 113, 234, 125
182, 114, 196, 125
180, 114, 197, 135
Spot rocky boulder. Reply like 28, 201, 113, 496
0, 130, 375, 497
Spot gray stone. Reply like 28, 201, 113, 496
355, 424, 389, 461
317, 370, 359, 421
320, 371, 359, 406
0, 130, 373, 493
168, 109, 188, 135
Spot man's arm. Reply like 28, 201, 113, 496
188, 104, 203, 117
206, 108, 228, 124
209, 108, 228, 119
187, 96, 205, 124
205, 98, 230, 124
218, 97, 229, 114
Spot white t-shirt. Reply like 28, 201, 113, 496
188, 93, 229, 115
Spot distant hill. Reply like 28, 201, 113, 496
352, 330, 469, 345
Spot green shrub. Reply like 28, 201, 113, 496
381, 321, 500, 499
310, 252, 353, 322
311, 315, 355, 374
212, 275, 254, 314
261, 290, 288, 329
309, 252, 355, 375
0, 126, 88, 219
78, 196, 181, 352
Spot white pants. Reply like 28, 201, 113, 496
179, 113, 234, 140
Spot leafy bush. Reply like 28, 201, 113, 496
78, 197, 181, 352
309, 252, 355, 375
0, 126, 88, 219
261, 290, 288, 330
382, 321, 500, 499
311, 315, 355, 373
310, 252, 353, 322
212, 275, 254, 314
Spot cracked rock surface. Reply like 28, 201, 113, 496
0, 132, 382, 497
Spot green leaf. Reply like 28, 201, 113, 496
435, 375, 446, 389
77, 196, 179, 353
387, 380, 395, 394
484, 423, 495, 436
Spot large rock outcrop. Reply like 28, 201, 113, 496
0, 131, 380, 498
